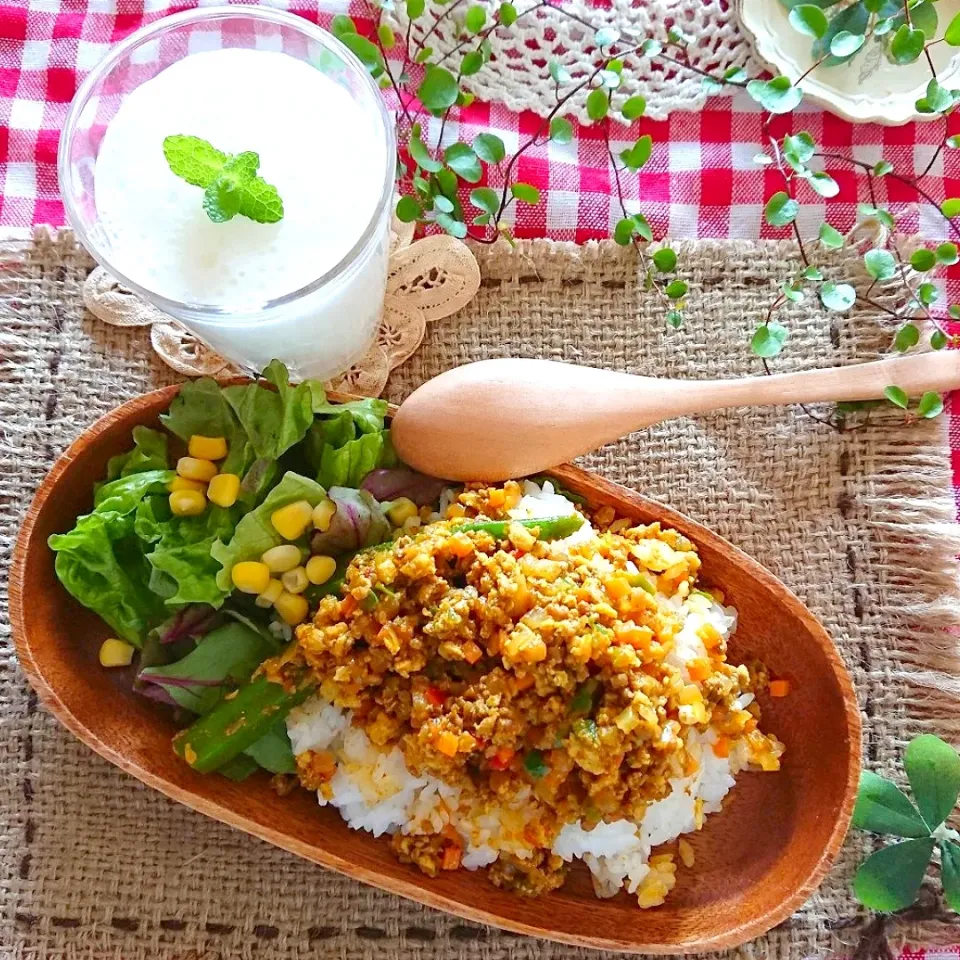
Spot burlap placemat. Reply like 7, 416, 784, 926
1, 227, 958, 960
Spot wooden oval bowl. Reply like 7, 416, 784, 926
9, 384, 861, 955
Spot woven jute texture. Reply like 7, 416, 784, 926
1, 227, 959, 960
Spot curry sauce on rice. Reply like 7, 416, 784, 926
279, 480, 784, 907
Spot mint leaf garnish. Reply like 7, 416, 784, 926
162, 135, 284, 224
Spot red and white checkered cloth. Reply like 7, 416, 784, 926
2, 2, 960, 953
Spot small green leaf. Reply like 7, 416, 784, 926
917, 392, 945, 419
473, 133, 506, 164
510, 182, 540, 204
340, 33, 386, 77
783, 131, 815, 164
819, 222, 845, 249
890, 24, 926, 64
854, 839, 934, 911
614, 218, 635, 246
586, 88, 609, 122
630, 212, 653, 242
640, 38, 663, 57
803, 265, 824, 281
946, 10, 960, 45
417, 65, 459, 111
665, 279, 688, 300
830, 29, 865, 57
911, 249, 937, 272
808, 171, 840, 198
433, 195, 454, 213
873, 160, 893, 177
595, 26, 619, 47
782, 284, 805, 302
460, 51, 483, 76
885, 385, 909, 409
549, 117, 574, 144
472, 213, 490, 226
789, 4, 829, 38
820, 281, 856, 312
852, 770, 931, 837
940, 840, 960, 911
724, 66, 747, 84
919, 282, 939, 306
938, 242, 960, 265
435, 211, 468, 238
395, 195, 423, 223
952, 304, 960, 320
434, 167, 458, 199
919, 78, 954, 114
864, 248, 897, 281
948, 135, 960, 149
444, 143, 482, 183
666, 310, 683, 328
895, 324, 921, 352
469, 186, 500, 215
415, 46, 433, 64
549, 59, 571, 85
408, 127, 442, 173
465, 5, 486, 33
765, 191, 799, 227
910, 1, 939, 41
754, 153, 773, 166
702, 75, 724, 94
202, 177, 240, 223
499, 2, 517, 26
378, 23, 395, 49
652, 247, 677, 272
746, 76, 803, 114
162, 135, 227, 188
751, 322, 789, 358
331, 14, 357, 38
598, 69, 621, 89
619, 134, 653, 172
932, 330, 948, 350
407, 0, 426, 17
621, 95, 646, 120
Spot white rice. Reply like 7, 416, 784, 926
287, 482, 748, 901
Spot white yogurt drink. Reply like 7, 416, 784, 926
91, 45, 393, 380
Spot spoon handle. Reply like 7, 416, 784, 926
693, 350, 960, 411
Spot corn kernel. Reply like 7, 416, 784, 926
99, 638, 135, 668
271, 500, 313, 540
386, 497, 418, 527
275, 590, 309, 626
177, 456, 218, 482
281, 566, 309, 594
168, 476, 206, 494
261, 544, 303, 574
678, 838, 696, 868
231, 560, 271, 595
312, 498, 337, 532
255, 578, 284, 609
169, 489, 207, 517
207, 472, 240, 507
188, 435, 228, 460
306, 555, 337, 585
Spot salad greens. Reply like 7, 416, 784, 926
49, 361, 406, 781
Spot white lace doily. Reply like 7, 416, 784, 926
82, 215, 481, 397
386, 0, 762, 124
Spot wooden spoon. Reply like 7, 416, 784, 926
392, 353, 960, 480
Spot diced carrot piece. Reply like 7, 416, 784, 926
425, 685, 446, 707
512, 673, 535, 693
447, 535, 474, 558
340, 595, 357, 616
489, 746, 515, 770
768, 679, 791, 697
436, 731, 459, 757
697, 623, 723, 650
605, 576, 631, 601
687, 659, 711, 683
441, 844, 463, 871
488, 488, 506, 508
744, 716, 758, 732
712, 737, 731, 758
615, 623, 653, 652
462, 640, 483, 664
441, 824, 461, 843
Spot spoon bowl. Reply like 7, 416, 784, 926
10, 383, 861, 954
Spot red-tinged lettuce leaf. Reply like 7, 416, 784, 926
137, 620, 274, 714
156, 604, 220, 645
210, 472, 327, 592
311, 487, 391, 555
361, 468, 448, 506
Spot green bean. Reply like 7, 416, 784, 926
173, 673, 315, 774
455, 514, 584, 541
